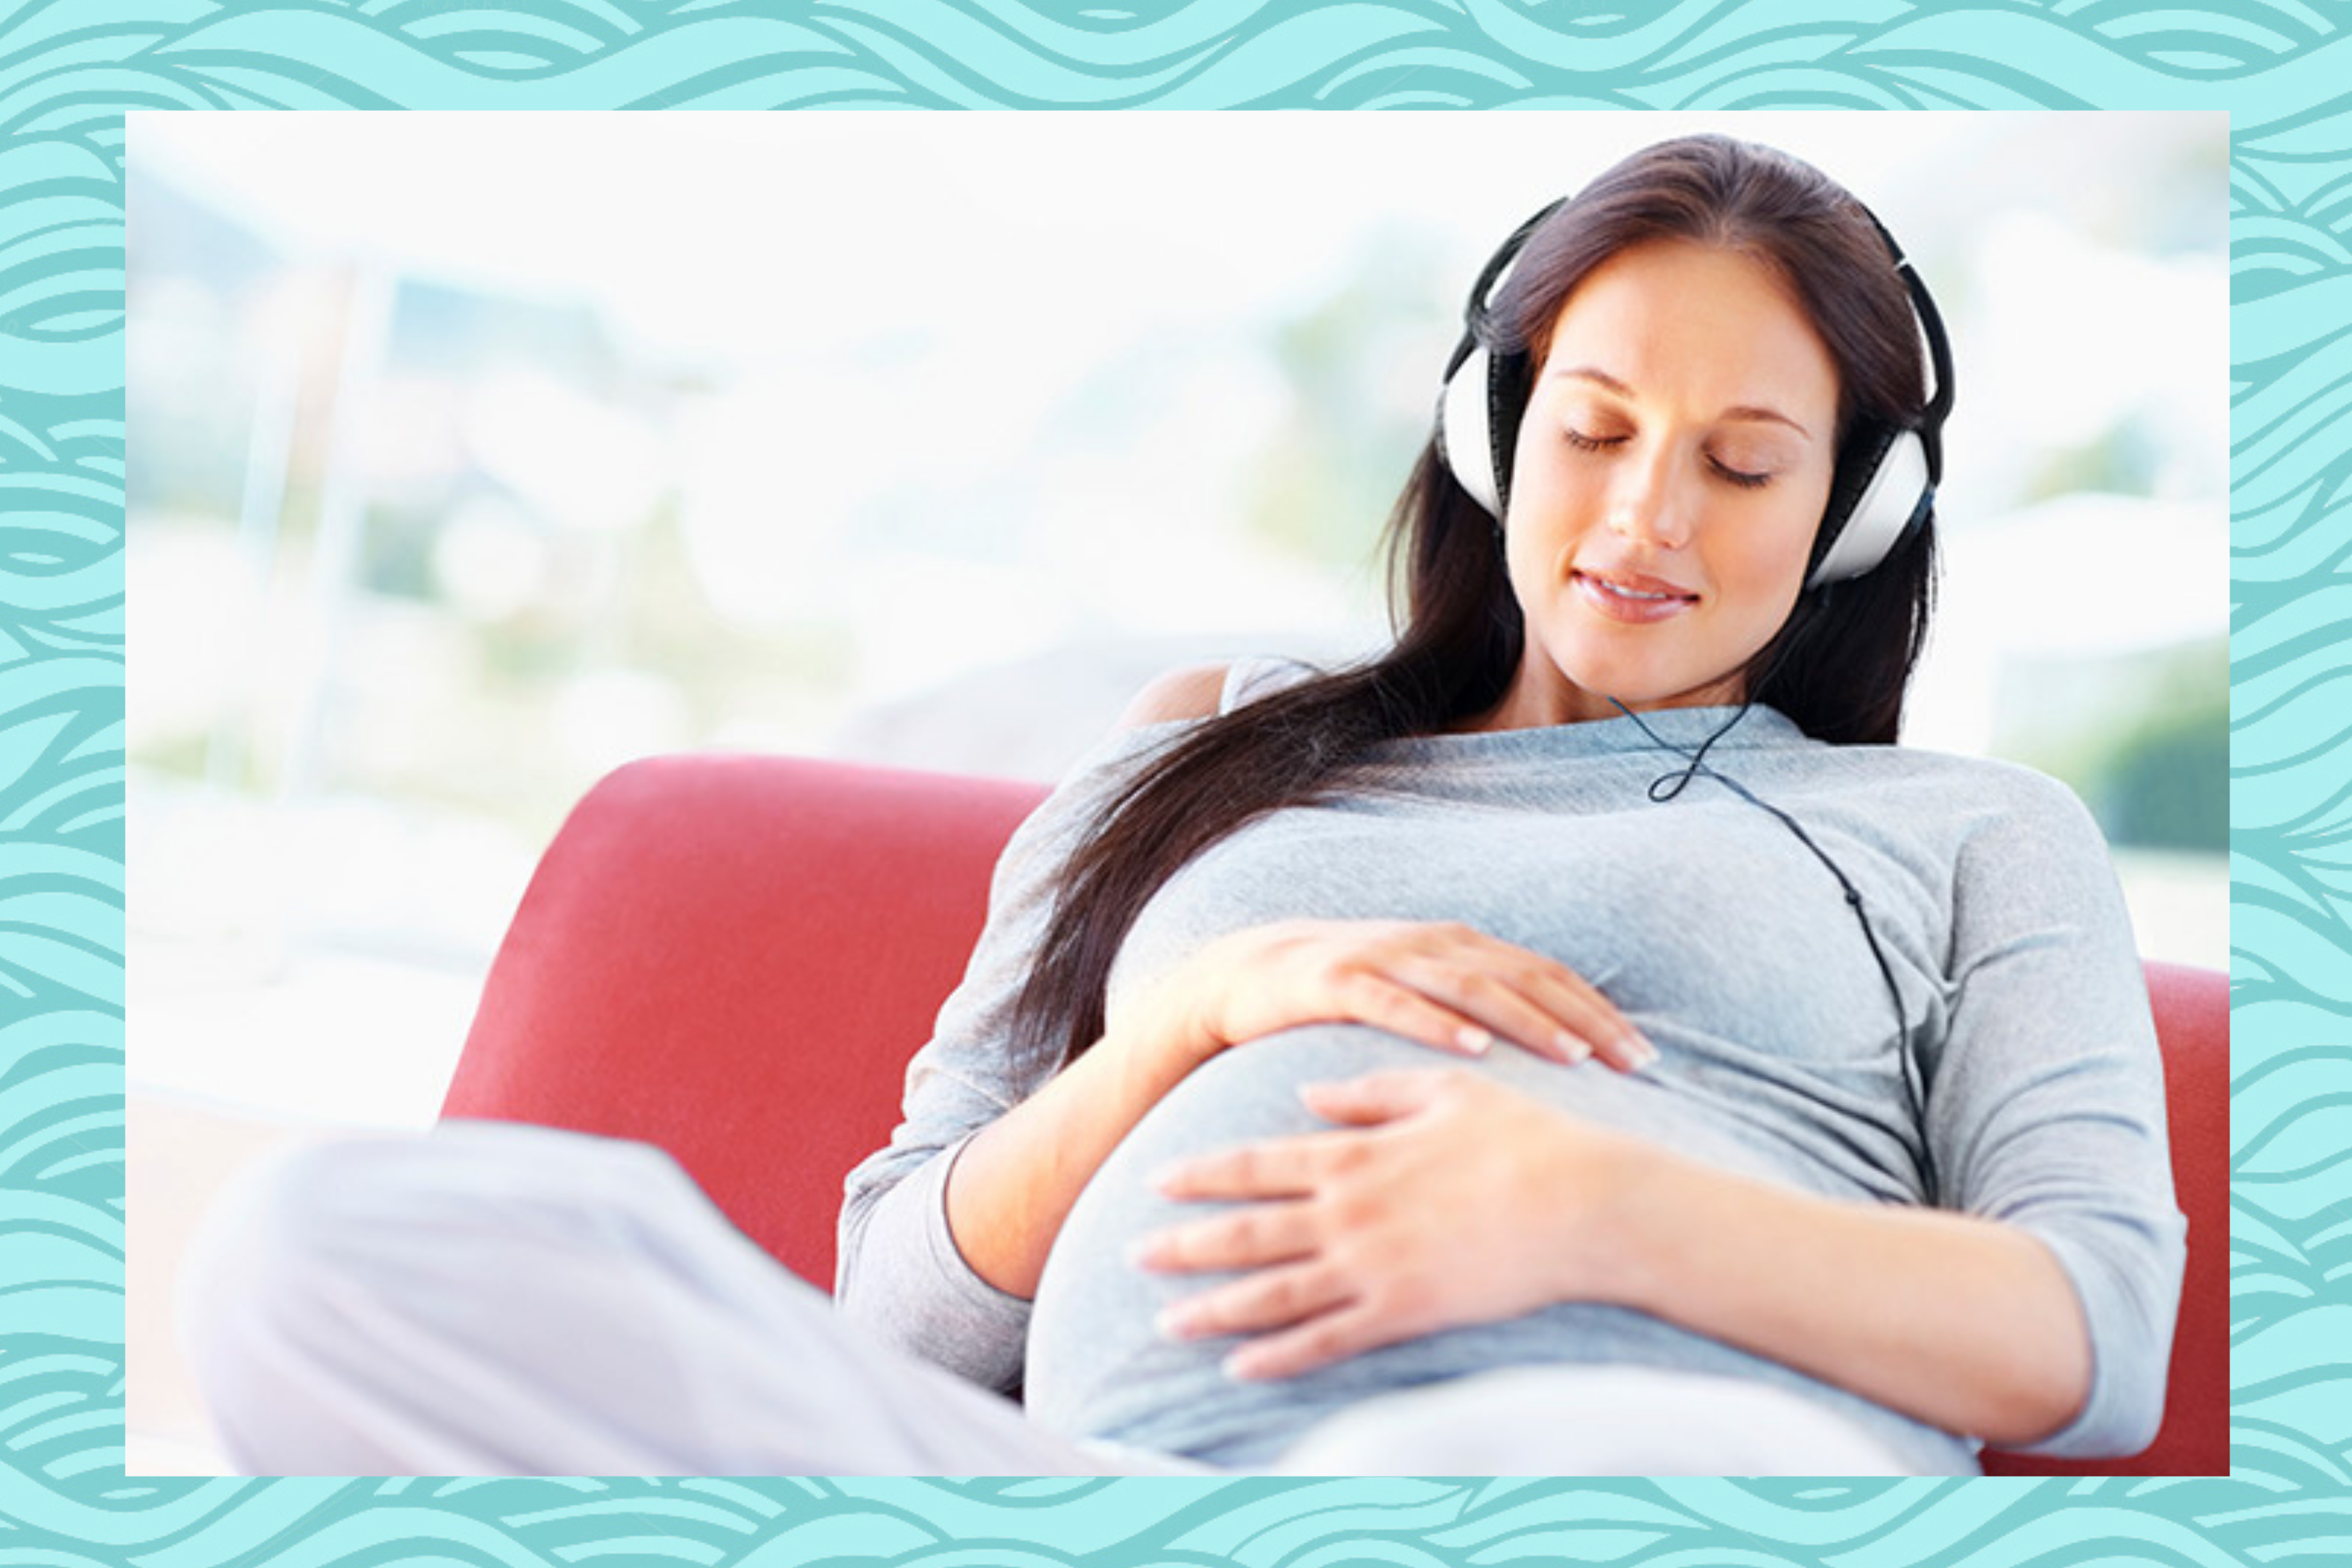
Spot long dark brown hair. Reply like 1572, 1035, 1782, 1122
1006, 134, 1940, 1077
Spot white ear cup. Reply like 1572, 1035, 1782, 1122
1438, 344, 1504, 518
1808, 429, 1930, 587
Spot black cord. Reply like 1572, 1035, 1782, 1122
1610, 698, 1938, 1200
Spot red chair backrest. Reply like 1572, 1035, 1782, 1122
443, 754, 1048, 1289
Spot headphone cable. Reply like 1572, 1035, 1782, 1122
1609, 696, 1938, 1200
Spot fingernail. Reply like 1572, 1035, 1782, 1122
1156, 1305, 1198, 1340
1553, 1031, 1592, 1064
1126, 1237, 1162, 1270
1222, 1349, 1264, 1380
1456, 1025, 1493, 1056
1622, 1032, 1659, 1069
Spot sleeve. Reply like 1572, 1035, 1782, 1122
830, 714, 1193, 1393
1925, 769, 2189, 1459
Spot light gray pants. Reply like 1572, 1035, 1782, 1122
179, 1121, 1922, 1477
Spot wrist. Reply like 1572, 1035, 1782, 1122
1117, 968, 1225, 1077
1100, 992, 1214, 1106
1553, 1127, 1675, 1313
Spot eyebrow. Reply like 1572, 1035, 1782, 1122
1550, 364, 1813, 440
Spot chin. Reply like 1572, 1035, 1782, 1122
1548, 638, 1752, 712
1548, 653, 1693, 712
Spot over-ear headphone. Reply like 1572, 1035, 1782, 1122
1436, 196, 1955, 589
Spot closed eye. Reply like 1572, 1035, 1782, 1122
1569, 428, 1772, 489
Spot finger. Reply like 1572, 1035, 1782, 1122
1132, 1201, 1318, 1274
1329, 969, 1501, 1059
1411, 933, 1656, 1071
1295, 1069, 1456, 1126
1223, 1301, 1402, 1382
1516, 962, 1658, 1072
1398, 956, 1605, 1067
1157, 1261, 1351, 1341
1154, 1132, 1354, 1201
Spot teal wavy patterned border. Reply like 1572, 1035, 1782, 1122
3, 1, 2321, 1562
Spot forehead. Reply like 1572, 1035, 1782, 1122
1535, 241, 1839, 414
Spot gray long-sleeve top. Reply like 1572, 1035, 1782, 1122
835, 657, 2187, 1472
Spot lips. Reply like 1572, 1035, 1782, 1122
1575, 567, 1698, 601
1572, 567, 1700, 624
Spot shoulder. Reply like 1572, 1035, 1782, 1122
1114, 662, 1232, 730
1857, 747, 2116, 876
1113, 654, 1330, 732
1889, 747, 2095, 820
1785, 743, 2111, 866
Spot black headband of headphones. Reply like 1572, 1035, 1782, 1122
1857, 205, 1956, 459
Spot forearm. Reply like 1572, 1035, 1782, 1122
1588, 1146, 2093, 1447
948, 1025, 1206, 1300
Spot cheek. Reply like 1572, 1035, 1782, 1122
1736, 496, 1828, 591
1714, 530, 1817, 629
1501, 496, 1574, 580
1504, 462, 1605, 554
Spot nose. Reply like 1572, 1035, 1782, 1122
1606, 459, 1695, 551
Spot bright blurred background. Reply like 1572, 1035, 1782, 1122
127, 111, 2227, 1471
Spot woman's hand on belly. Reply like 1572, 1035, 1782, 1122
1114, 919, 1656, 1077
952, 923, 1641, 1303
1130, 1065, 1647, 1381
1127, 1058, 2097, 1448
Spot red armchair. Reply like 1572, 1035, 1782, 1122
443, 752, 2229, 1476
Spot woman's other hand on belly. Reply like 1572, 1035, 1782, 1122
1114, 919, 1657, 1077
951, 921, 1643, 1304
1130, 1066, 1654, 1380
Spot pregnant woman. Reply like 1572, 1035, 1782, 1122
188, 133, 2184, 1477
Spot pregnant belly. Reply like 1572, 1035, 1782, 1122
1023, 1024, 1702, 1465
